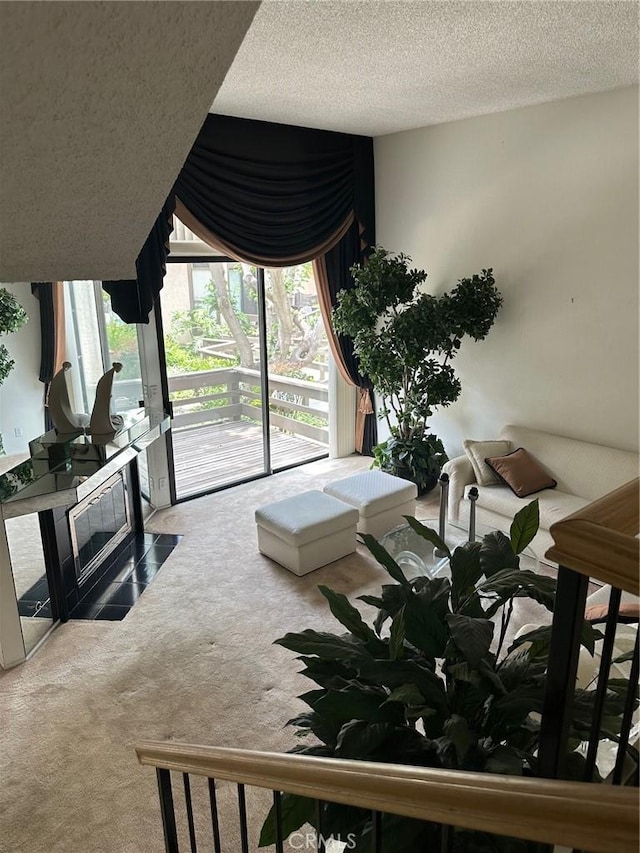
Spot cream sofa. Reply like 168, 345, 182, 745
443, 424, 639, 562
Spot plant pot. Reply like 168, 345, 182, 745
386, 464, 440, 496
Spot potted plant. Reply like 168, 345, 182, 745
0, 287, 28, 455
332, 248, 502, 493
260, 502, 631, 851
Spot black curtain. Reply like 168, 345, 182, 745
102, 114, 377, 451
103, 193, 176, 324
103, 114, 374, 321
175, 114, 373, 265
31, 283, 55, 383
31, 282, 63, 431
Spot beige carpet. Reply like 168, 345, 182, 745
0, 455, 553, 853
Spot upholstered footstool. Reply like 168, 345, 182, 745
323, 470, 417, 539
255, 490, 359, 576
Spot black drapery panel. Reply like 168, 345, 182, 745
31, 283, 55, 383
324, 221, 377, 454
103, 193, 176, 324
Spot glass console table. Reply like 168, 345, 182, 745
0, 409, 169, 668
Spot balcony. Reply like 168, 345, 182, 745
167, 367, 329, 496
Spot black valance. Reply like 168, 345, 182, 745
176, 114, 374, 265
103, 114, 374, 322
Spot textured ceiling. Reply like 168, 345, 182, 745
0, 1, 259, 282
213, 0, 639, 135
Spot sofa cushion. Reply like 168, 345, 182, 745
464, 483, 589, 531
485, 447, 557, 497
463, 439, 512, 485
500, 425, 639, 502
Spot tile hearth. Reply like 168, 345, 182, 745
18, 532, 181, 622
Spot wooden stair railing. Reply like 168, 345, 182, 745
135, 741, 639, 853
545, 477, 640, 595
538, 477, 639, 782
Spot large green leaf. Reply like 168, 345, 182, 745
485, 745, 525, 775
479, 530, 519, 577
404, 515, 451, 557
359, 533, 410, 585
357, 594, 384, 609
478, 569, 556, 614
357, 659, 448, 714
449, 542, 483, 611
297, 656, 359, 690
402, 588, 450, 659
285, 708, 342, 747
443, 714, 475, 763
384, 683, 426, 706
509, 500, 540, 554
259, 792, 316, 847
315, 686, 400, 725
389, 607, 406, 660
275, 630, 371, 662
334, 720, 393, 758
368, 584, 412, 636
318, 586, 382, 647
490, 687, 545, 727
446, 613, 494, 666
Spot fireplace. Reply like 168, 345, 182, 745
69, 470, 132, 586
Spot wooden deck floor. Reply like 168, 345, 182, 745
171, 421, 328, 497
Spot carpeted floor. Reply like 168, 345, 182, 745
0, 455, 553, 853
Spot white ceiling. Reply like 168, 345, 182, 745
0, 1, 258, 283
1, 1, 636, 284
213, 0, 639, 136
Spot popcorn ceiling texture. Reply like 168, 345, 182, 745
213, 0, 639, 136
0, 1, 259, 283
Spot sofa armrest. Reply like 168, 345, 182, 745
442, 455, 476, 522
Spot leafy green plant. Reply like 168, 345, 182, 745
260, 501, 632, 852
0, 287, 28, 387
332, 248, 502, 490
372, 434, 447, 493
0, 288, 28, 454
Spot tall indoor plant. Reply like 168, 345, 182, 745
0, 287, 28, 455
260, 503, 631, 851
332, 248, 502, 492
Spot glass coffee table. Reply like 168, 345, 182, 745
379, 518, 538, 578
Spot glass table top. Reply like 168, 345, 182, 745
379, 518, 538, 578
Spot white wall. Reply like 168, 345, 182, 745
374, 86, 639, 459
0, 283, 44, 455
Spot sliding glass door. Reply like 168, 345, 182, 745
159, 260, 267, 499
159, 244, 330, 500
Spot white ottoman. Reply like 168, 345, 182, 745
323, 470, 417, 539
255, 490, 359, 576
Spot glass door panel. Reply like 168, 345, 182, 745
160, 261, 266, 499
264, 264, 330, 470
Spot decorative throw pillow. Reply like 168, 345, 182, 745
463, 439, 512, 486
584, 602, 640, 624
485, 447, 557, 498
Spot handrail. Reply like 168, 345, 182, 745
546, 478, 640, 594
136, 742, 638, 853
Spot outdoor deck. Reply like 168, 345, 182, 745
171, 421, 327, 497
